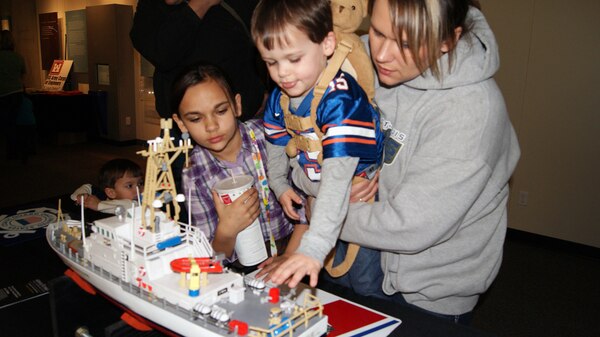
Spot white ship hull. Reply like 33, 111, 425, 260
46, 220, 328, 337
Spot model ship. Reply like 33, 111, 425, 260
46, 119, 329, 337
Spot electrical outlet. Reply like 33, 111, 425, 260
125, 116, 131, 126
518, 191, 528, 206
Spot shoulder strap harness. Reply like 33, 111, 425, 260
279, 39, 364, 278
281, 39, 353, 165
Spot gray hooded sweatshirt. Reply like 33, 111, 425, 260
336, 7, 520, 315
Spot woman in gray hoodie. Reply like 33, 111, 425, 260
343, 0, 520, 323
287, 0, 520, 325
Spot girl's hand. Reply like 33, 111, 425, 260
212, 188, 260, 238
349, 171, 379, 203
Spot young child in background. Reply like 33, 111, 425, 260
71, 158, 144, 214
170, 63, 307, 270
251, 0, 383, 288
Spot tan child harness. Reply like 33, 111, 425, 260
278, 40, 374, 278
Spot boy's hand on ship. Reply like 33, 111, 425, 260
75, 193, 89, 206
256, 255, 283, 280
83, 195, 101, 210
266, 253, 321, 288
212, 188, 260, 236
349, 170, 379, 203
279, 189, 303, 220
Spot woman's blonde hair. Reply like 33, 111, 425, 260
381, 0, 480, 80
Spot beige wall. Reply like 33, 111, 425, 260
5, 0, 41, 89
4, 0, 159, 141
482, 0, 600, 247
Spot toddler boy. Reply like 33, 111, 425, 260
251, 0, 383, 287
71, 158, 144, 214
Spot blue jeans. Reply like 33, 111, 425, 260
322, 241, 473, 325
320, 240, 387, 299
388, 291, 474, 325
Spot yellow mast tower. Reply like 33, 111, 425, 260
137, 119, 192, 231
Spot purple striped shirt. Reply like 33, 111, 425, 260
181, 119, 298, 257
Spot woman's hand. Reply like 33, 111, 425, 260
349, 170, 379, 203
278, 189, 303, 220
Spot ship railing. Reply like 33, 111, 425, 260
182, 226, 214, 257
58, 241, 201, 322
112, 235, 150, 258
248, 294, 324, 337
113, 232, 193, 261
124, 283, 197, 317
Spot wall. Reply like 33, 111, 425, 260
35, 0, 160, 139
4, 0, 159, 141
1, 0, 41, 89
34, 0, 137, 85
481, 0, 600, 248
86, 4, 136, 141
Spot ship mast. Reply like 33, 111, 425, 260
137, 119, 192, 231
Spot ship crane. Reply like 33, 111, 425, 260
137, 119, 192, 231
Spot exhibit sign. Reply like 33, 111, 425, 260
39, 12, 60, 70
43, 60, 74, 91
66, 10, 88, 73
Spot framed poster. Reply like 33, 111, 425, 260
65, 10, 88, 73
97, 64, 110, 85
39, 12, 59, 70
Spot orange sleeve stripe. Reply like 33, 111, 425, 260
269, 132, 288, 139
341, 119, 375, 128
322, 137, 377, 146
264, 122, 285, 130
322, 119, 375, 132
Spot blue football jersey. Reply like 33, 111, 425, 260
264, 71, 383, 181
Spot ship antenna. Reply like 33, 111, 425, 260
136, 185, 141, 206
131, 202, 135, 258
80, 195, 87, 249
187, 187, 192, 241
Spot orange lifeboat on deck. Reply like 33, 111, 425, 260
170, 257, 224, 273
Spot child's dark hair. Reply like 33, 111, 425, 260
171, 63, 237, 116
99, 159, 143, 189
251, 0, 333, 50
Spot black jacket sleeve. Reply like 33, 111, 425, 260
130, 0, 203, 71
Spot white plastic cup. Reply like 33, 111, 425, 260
214, 175, 267, 266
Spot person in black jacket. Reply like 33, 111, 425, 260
130, 0, 267, 122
